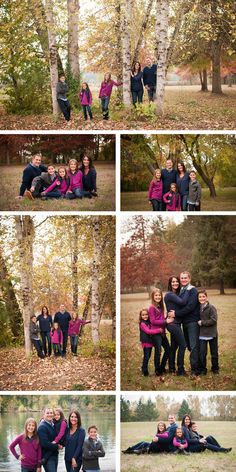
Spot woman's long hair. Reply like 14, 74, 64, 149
151, 288, 164, 311
23, 418, 38, 442
157, 421, 166, 433
132, 61, 141, 74
68, 410, 82, 429
80, 154, 94, 171
41, 306, 49, 316
177, 161, 186, 175
167, 276, 181, 294
54, 407, 65, 421
181, 414, 192, 429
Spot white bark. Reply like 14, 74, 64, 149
67, 0, 80, 78
91, 218, 101, 345
121, 0, 132, 106
155, 0, 169, 115
44, 0, 60, 115
133, 0, 155, 64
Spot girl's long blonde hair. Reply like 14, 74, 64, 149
23, 418, 38, 442
151, 288, 164, 311
68, 159, 79, 171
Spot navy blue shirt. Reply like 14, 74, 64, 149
36, 314, 52, 332
143, 64, 157, 87
174, 287, 200, 324
131, 72, 143, 92
19, 163, 48, 196
79, 167, 97, 192
65, 427, 85, 463
38, 421, 58, 459
176, 172, 190, 196
54, 311, 71, 332
161, 169, 178, 194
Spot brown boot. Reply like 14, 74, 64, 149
25, 190, 34, 200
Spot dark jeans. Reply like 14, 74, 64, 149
65, 460, 81, 472
31, 180, 44, 198
41, 331, 52, 356
123, 441, 150, 453
62, 330, 68, 355
21, 467, 37, 472
147, 85, 156, 101
70, 335, 79, 354
82, 104, 92, 120
53, 343, 62, 356
183, 322, 200, 374
188, 202, 201, 211
57, 99, 71, 121
101, 96, 110, 118
199, 337, 219, 373
142, 347, 152, 375
32, 338, 45, 359
45, 190, 62, 199
43, 455, 58, 472
205, 435, 221, 447
152, 334, 170, 373
167, 322, 186, 373
66, 188, 91, 199
131, 90, 143, 106
181, 194, 188, 211
150, 199, 162, 211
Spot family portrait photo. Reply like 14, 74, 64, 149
121, 393, 236, 472
0, 394, 115, 472
121, 214, 236, 391
0, 134, 116, 211
121, 134, 236, 211
0, 1, 235, 130
0, 215, 116, 391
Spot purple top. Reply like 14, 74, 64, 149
140, 320, 163, 348
173, 437, 188, 448
50, 329, 63, 344
80, 90, 92, 106
148, 305, 166, 334
156, 432, 169, 438
54, 419, 67, 444
9, 434, 42, 468
148, 180, 163, 200
45, 177, 69, 195
99, 79, 122, 98
68, 319, 91, 336
163, 191, 181, 211
68, 170, 83, 191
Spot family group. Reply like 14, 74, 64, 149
139, 271, 219, 377
9, 407, 105, 472
148, 159, 202, 211
123, 413, 231, 455
30, 304, 90, 359
16, 154, 97, 201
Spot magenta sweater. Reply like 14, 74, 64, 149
45, 177, 69, 195
173, 437, 188, 448
68, 319, 91, 336
54, 419, 67, 443
140, 321, 163, 348
9, 434, 42, 468
148, 305, 166, 335
50, 328, 63, 344
156, 432, 169, 438
80, 90, 92, 105
68, 170, 83, 191
148, 180, 163, 200
163, 191, 181, 211
99, 80, 122, 98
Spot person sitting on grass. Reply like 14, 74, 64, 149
163, 183, 181, 211
189, 422, 232, 453
148, 169, 163, 211
16, 154, 47, 199
50, 322, 63, 357
41, 166, 70, 200
172, 427, 189, 454
82, 425, 105, 472
66, 158, 92, 200
79, 154, 98, 197
198, 289, 219, 375
29, 315, 45, 359
79, 82, 93, 121
187, 170, 202, 211
25, 163, 58, 200
56, 73, 71, 122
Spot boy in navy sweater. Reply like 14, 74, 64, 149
17, 155, 47, 198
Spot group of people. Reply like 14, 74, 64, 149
16, 154, 97, 201
30, 304, 91, 359
139, 271, 219, 377
9, 407, 105, 472
148, 159, 202, 211
123, 413, 231, 455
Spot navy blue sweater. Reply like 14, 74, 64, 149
161, 169, 178, 194
155, 423, 178, 452
79, 167, 97, 192
38, 421, 58, 459
54, 311, 71, 332
36, 314, 52, 332
143, 64, 157, 87
176, 172, 190, 196
131, 72, 143, 92
64, 427, 85, 465
19, 163, 48, 196
174, 287, 200, 323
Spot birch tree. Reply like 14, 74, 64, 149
155, 0, 169, 114
67, 0, 80, 78
71, 219, 79, 315
121, 0, 132, 106
44, 0, 59, 114
133, 0, 155, 64
91, 217, 101, 345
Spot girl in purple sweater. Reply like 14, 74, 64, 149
68, 313, 91, 355
163, 183, 181, 211
99, 73, 122, 120
66, 159, 92, 199
42, 166, 70, 199
79, 82, 93, 121
50, 322, 63, 356
148, 289, 170, 375
9, 417, 42, 472
139, 308, 164, 376
52, 408, 67, 444
148, 169, 163, 211
173, 428, 189, 454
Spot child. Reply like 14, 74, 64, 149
148, 289, 170, 375
198, 290, 219, 375
155, 422, 169, 439
41, 166, 70, 199
99, 73, 122, 120
173, 428, 189, 454
29, 315, 45, 359
163, 183, 181, 211
68, 313, 91, 355
9, 417, 42, 472
66, 158, 92, 199
190, 422, 232, 453
148, 169, 163, 211
25, 163, 57, 200
187, 170, 201, 211
56, 73, 71, 122
52, 408, 67, 444
82, 425, 105, 472
139, 308, 164, 376
79, 82, 93, 121
50, 322, 63, 356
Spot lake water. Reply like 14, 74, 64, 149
0, 411, 116, 471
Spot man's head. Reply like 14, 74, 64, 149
31, 154, 42, 167
166, 159, 173, 170
168, 414, 176, 424
60, 304, 65, 313
146, 57, 152, 67
43, 407, 54, 422
180, 271, 191, 287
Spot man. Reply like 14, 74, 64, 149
169, 271, 200, 376
161, 159, 178, 210
16, 154, 47, 199
38, 407, 60, 472
54, 304, 71, 356
148, 414, 178, 453
142, 57, 157, 102
26, 163, 58, 200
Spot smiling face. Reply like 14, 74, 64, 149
180, 272, 190, 287
184, 415, 191, 427
146, 57, 152, 67
177, 162, 184, 172
59, 167, 66, 178
198, 293, 208, 304
153, 291, 162, 303
171, 277, 180, 292
88, 427, 97, 440
54, 409, 61, 421
158, 422, 165, 433
191, 423, 198, 432
70, 412, 78, 427
32, 155, 42, 167
25, 419, 36, 437
176, 428, 183, 438
168, 415, 176, 425
60, 304, 65, 313
83, 156, 90, 167
166, 159, 173, 170
48, 165, 55, 175
190, 171, 196, 181
44, 408, 54, 422
170, 183, 177, 192
140, 310, 149, 321
155, 169, 161, 180
69, 161, 77, 172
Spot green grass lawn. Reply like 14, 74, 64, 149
0, 162, 115, 211
121, 187, 236, 211
121, 290, 236, 391
121, 421, 236, 472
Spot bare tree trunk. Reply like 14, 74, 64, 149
67, 0, 80, 78
166, 1, 191, 70
155, 0, 169, 115
44, 0, 60, 114
0, 249, 22, 339
133, 0, 155, 64
91, 218, 101, 345
115, 3, 124, 103
14, 217, 35, 357
72, 220, 79, 315
121, 0, 131, 106
79, 285, 92, 337
211, 38, 222, 94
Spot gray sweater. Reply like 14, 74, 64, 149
199, 302, 218, 338
31, 172, 57, 189
82, 438, 105, 471
56, 81, 69, 100
188, 180, 201, 204
30, 321, 40, 340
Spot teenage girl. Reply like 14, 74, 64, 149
99, 73, 122, 119
68, 313, 91, 355
79, 82, 93, 121
42, 166, 70, 199
139, 308, 164, 376
148, 169, 163, 211
148, 288, 170, 375
66, 158, 91, 199
9, 418, 42, 472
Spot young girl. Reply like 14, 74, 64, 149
66, 158, 92, 199
148, 289, 170, 375
79, 82, 93, 121
82, 425, 105, 472
173, 428, 189, 454
163, 183, 181, 211
9, 418, 42, 472
53, 407, 67, 444
148, 169, 163, 211
139, 308, 164, 376
42, 166, 70, 199
68, 313, 91, 355
50, 322, 63, 356
155, 422, 169, 439
198, 290, 219, 375
99, 73, 122, 120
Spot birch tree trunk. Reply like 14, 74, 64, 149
133, 0, 155, 64
115, 3, 123, 103
14, 216, 35, 357
67, 0, 80, 78
44, 0, 60, 114
121, 0, 131, 106
155, 0, 169, 115
72, 219, 79, 315
91, 218, 101, 345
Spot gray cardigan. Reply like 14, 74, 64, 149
56, 81, 69, 100
82, 437, 105, 471
199, 303, 218, 338
188, 180, 202, 204
31, 172, 57, 189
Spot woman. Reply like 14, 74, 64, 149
36, 306, 52, 357
176, 161, 190, 211
9, 418, 42, 472
130, 61, 144, 106
64, 410, 86, 472
164, 276, 188, 375
79, 154, 97, 197
182, 415, 231, 453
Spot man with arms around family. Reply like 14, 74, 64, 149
16, 154, 48, 199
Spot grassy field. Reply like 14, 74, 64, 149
0, 85, 235, 130
121, 187, 236, 211
121, 290, 236, 391
121, 421, 236, 472
0, 162, 115, 211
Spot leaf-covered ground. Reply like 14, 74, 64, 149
0, 346, 115, 391
0, 86, 235, 130
121, 290, 236, 391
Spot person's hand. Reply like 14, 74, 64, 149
149, 201, 152, 205
72, 458, 77, 468
58, 444, 64, 449
56, 181, 60, 186
19, 454, 25, 460
195, 202, 199, 206
179, 444, 185, 449
168, 310, 175, 318
15, 195, 23, 200
199, 438, 206, 444
198, 320, 202, 326
152, 436, 158, 442
30, 187, 35, 192
159, 328, 163, 333
145, 85, 149, 90
36, 467, 41, 472
41, 191, 46, 196
66, 190, 72, 194
166, 317, 174, 324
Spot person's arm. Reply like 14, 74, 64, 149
90, 168, 97, 191
44, 179, 58, 194
31, 175, 42, 190
37, 443, 42, 466
73, 428, 86, 461
165, 292, 189, 306
148, 181, 154, 200
89, 91, 92, 105
53, 420, 67, 444
201, 305, 217, 326
9, 435, 22, 460
174, 289, 199, 318
37, 427, 58, 451
163, 192, 170, 203
140, 321, 163, 335
196, 182, 202, 204
19, 168, 32, 196
148, 306, 166, 327
112, 80, 123, 86
173, 437, 180, 448
83, 440, 105, 459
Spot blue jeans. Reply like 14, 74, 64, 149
53, 343, 62, 356
101, 96, 110, 118
142, 347, 152, 375
70, 335, 78, 354
41, 331, 51, 356
131, 90, 143, 106
45, 190, 62, 199
147, 85, 156, 101
21, 467, 36, 472
183, 322, 200, 374
65, 460, 81, 472
57, 99, 71, 121
151, 334, 170, 373
181, 194, 188, 211
82, 105, 92, 120
32, 338, 45, 358
167, 322, 187, 373
123, 441, 150, 453
150, 199, 162, 211
43, 456, 58, 472
66, 188, 91, 199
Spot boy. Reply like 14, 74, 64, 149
29, 315, 45, 358
56, 73, 71, 121
198, 290, 219, 375
82, 425, 105, 471
187, 170, 202, 211
25, 163, 58, 199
